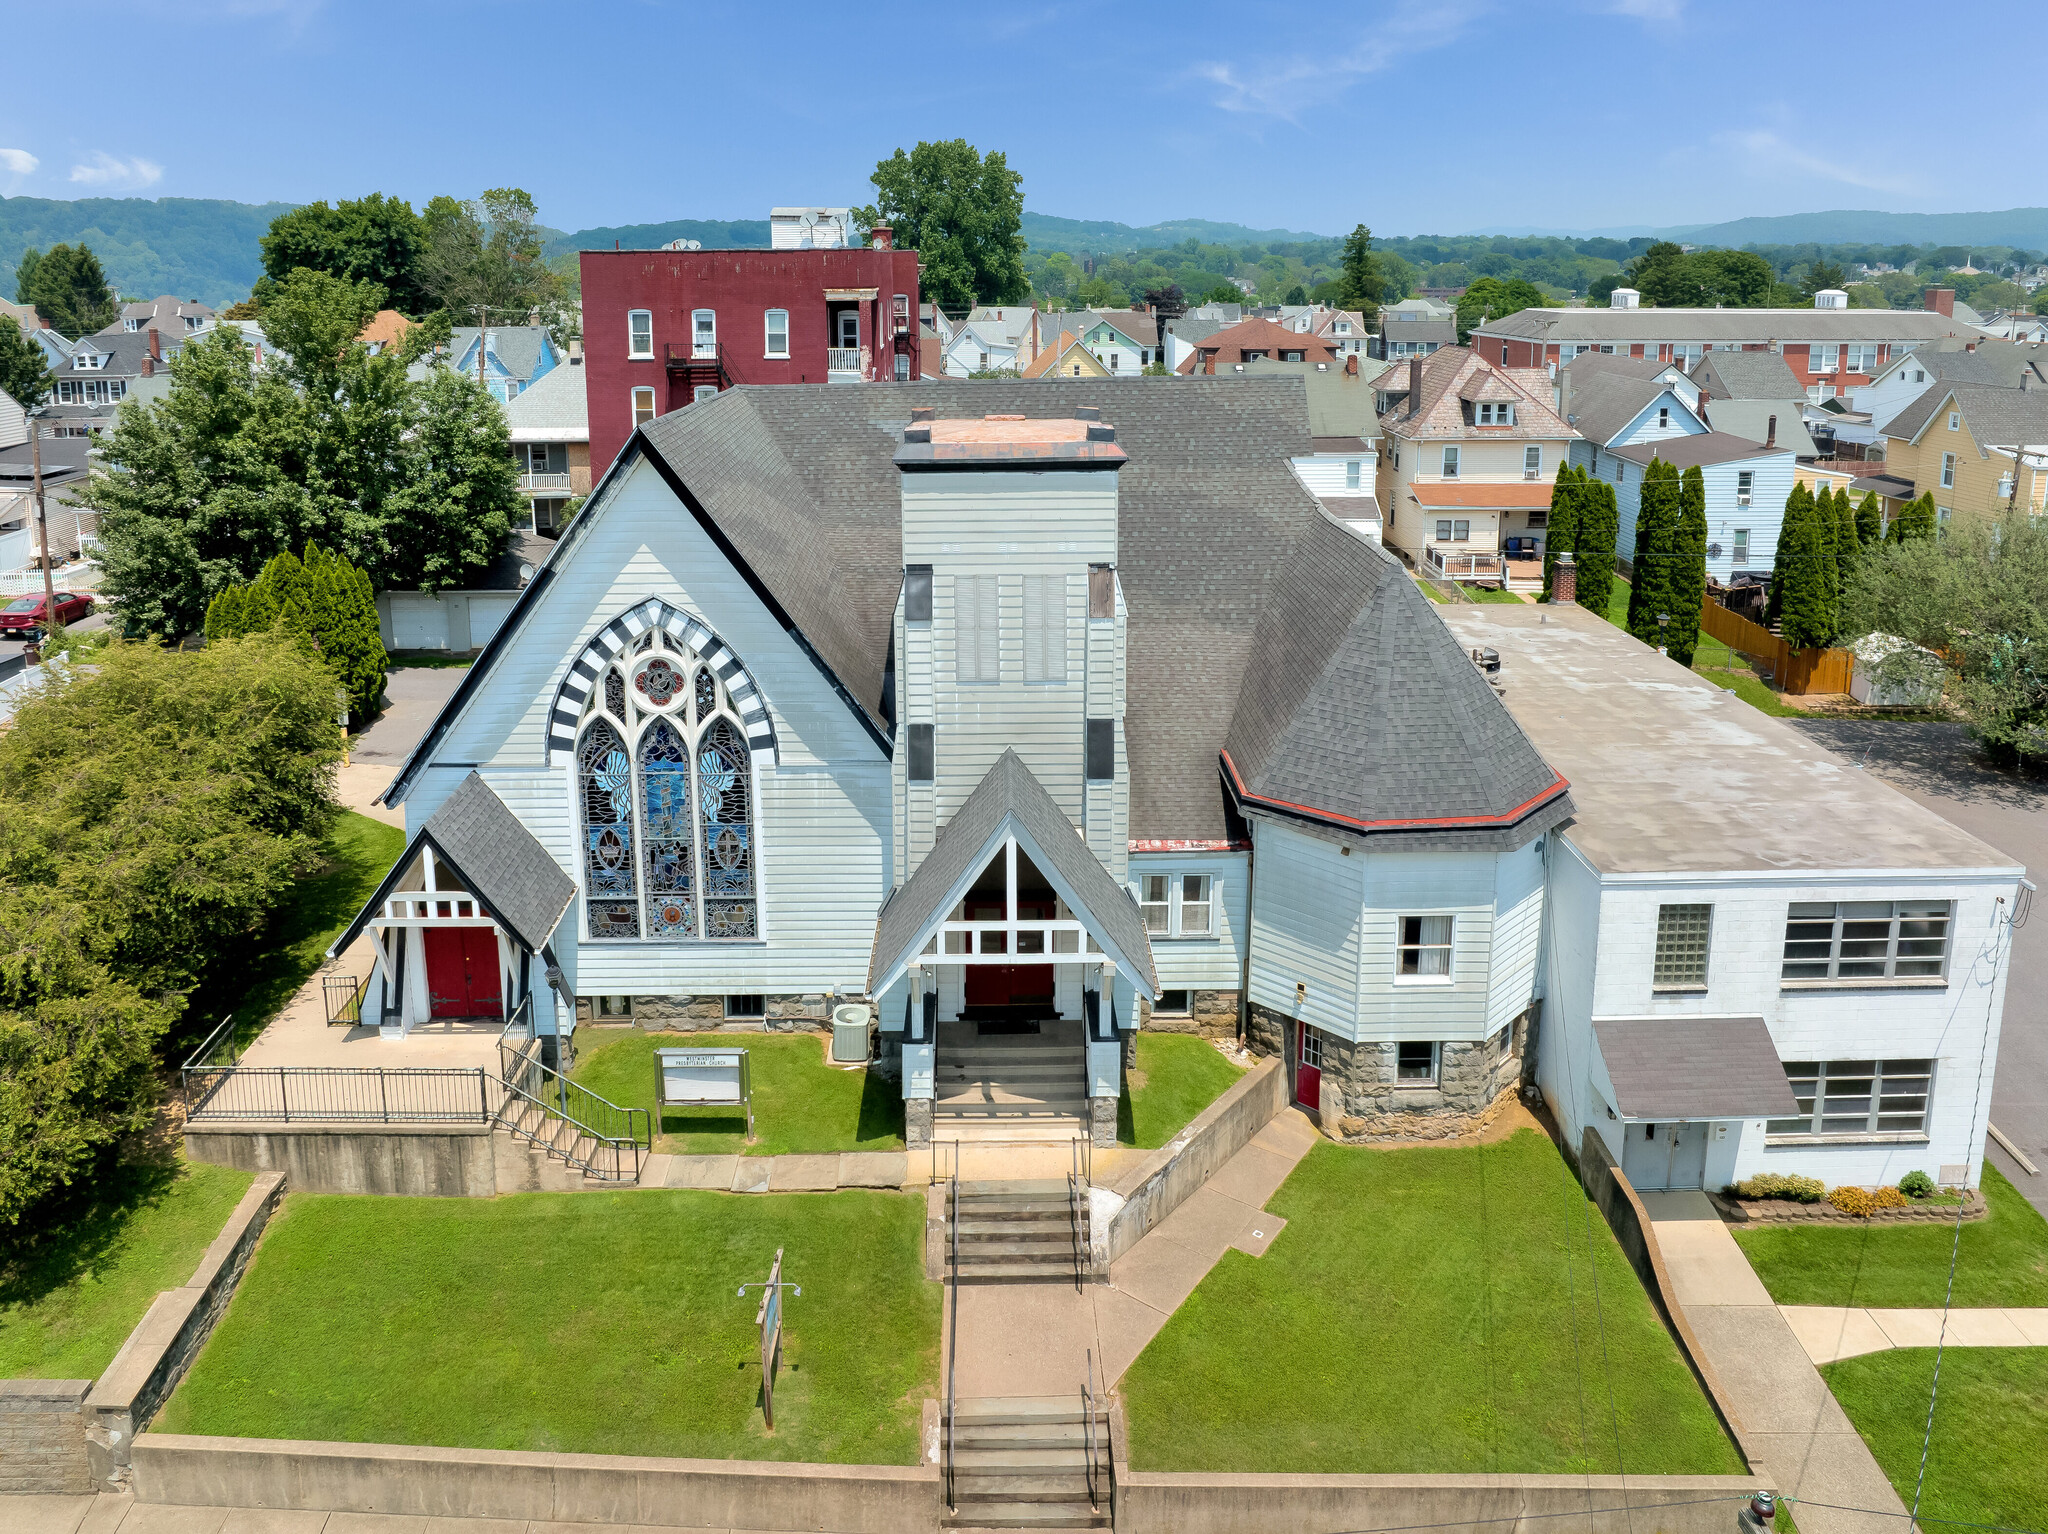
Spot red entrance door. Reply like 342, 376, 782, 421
1296, 1025, 1323, 1111
422, 928, 504, 1019
964, 964, 1057, 1009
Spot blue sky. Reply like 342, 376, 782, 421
0, 0, 2032, 237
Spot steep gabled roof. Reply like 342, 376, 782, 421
1696, 400, 1817, 457
1889, 379, 2048, 450
502, 359, 589, 439
1221, 515, 1571, 851
1690, 350, 1804, 400
1381, 346, 1572, 442
1567, 373, 1693, 447
1177, 317, 1339, 373
1612, 430, 1791, 470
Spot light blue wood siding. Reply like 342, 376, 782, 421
1246, 822, 1363, 1037
1131, 851, 1249, 993
1354, 851, 1498, 1043
1485, 839, 1545, 1036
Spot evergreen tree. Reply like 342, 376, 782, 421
1831, 486, 1859, 596
0, 317, 54, 408
1575, 476, 1619, 618
1666, 465, 1708, 667
14, 247, 41, 305
1890, 491, 1937, 543
1627, 458, 1681, 647
1777, 491, 1836, 649
202, 585, 244, 642
1768, 481, 1813, 622
20, 243, 117, 338
1855, 491, 1883, 547
1541, 464, 1581, 601
1337, 224, 1383, 328
201, 542, 387, 721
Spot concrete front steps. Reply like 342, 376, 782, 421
936, 1038, 1087, 1130
950, 1179, 1087, 1283
943, 1396, 1111, 1530
495, 1098, 638, 1189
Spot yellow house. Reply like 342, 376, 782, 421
1022, 331, 1112, 380
1880, 380, 2048, 530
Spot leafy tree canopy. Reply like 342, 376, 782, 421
258, 193, 429, 317
854, 140, 1027, 311
1454, 276, 1545, 342
0, 318, 54, 408
1337, 224, 1383, 325
17, 243, 116, 338
417, 188, 572, 344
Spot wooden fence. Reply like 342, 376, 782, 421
1698, 600, 1854, 695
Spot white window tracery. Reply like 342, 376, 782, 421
576, 628, 760, 941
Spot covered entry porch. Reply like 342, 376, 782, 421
1591, 1015, 1801, 1192
871, 752, 1158, 1148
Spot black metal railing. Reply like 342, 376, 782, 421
495, 1025, 649, 1183
183, 1065, 497, 1124
945, 1172, 959, 1511
1085, 1347, 1099, 1510
323, 973, 368, 1026
497, 994, 537, 1080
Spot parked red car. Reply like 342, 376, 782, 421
0, 592, 93, 635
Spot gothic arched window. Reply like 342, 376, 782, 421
640, 719, 695, 935
697, 719, 757, 939
578, 717, 639, 938
694, 665, 718, 722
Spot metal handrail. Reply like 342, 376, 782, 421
496, 1032, 650, 1182
1085, 1347, 1098, 1510
1068, 1169, 1084, 1292
945, 1172, 959, 1511
182, 1012, 240, 1073
497, 994, 537, 1079
493, 1069, 644, 1182
182, 1065, 496, 1124
323, 973, 368, 1026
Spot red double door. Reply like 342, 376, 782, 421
422, 928, 504, 1020
962, 896, 1056, 1010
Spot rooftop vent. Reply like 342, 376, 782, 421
1074, 406, 1101, 421
1609, 288, 1641, 310
1813, 289, 1848, 310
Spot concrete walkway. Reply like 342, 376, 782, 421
646, 1149, 915, 1192
1782, 1304, 2048, 1365
947, 1107, 1321, 1399
1638, 1190, 1909, 1534
6, 1493, 817, 1532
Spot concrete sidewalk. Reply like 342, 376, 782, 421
647, 1150, 914, 1193
1782, 1304, 2048, 1364
1638, 1190, 1910, 1534
5, 1494, 820, 1532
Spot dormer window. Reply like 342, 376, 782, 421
73, 351, 102, 370
1475, 401, 1513, 425
124, 317, 141, 331
185, 315, 202, 331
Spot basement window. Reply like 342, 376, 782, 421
595, 995, 633, 1018
1397, 1041, 1440, 1085
1154, 990, 1190, 1016
725, 995, 766, 1019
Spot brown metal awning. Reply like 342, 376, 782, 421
1592, 1016, 1800, 1121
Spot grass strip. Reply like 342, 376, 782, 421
1118, 1033, 1246, 1149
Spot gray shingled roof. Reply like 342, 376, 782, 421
1476, 308, 1990, 344
449, 326, 556, 384
1221, 517, 1572, 851
1236, 356, 1385, 437
1689, 350, 1804, 400
502, 359, 588, 439
1612, 430, 1793, 470
1877, 338, 2048, 392
867, 750, 1156, 997
1593, 1016, 1800, 1120
635, 378, 1330, 841
328, 772, 575, 957
1698, 399, 1819, 457
1566, 372, 1678, 447
1888, 379, 2048, 446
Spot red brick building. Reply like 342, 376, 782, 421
582, 235, 923, 474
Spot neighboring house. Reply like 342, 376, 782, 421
769, 207, 857, 249
359, 310, 417, 356
1443, 601, 2020, 1194
1381, 296, 1454, 322
1035, 310, 1162, 372
1375, 347, 1572, 582
1370, 311, 1455, 359
1880, 379, 2048, 528
1160, 304, 1243, 372
1556, 352, 1703, 421
1279, 306, 1370, 356
581, 232, 924, 473
1849, 337, 2048, 434
920, 303, 956, 349
5, 299, 74, 372
347, 379, 1578, 1160
46, 327, 180, 434
1604, 432, 1796, 585
1176, 318, 1339, 374
104, 295, 214, 337
1021, 331, 1112, 379
1976, 310, 2048, 344
0, 412, 94, 568
944, 308, 1039, 377
375, 532, 556, 655
502, 358, 592, 537
437, 326, 564, 405
1237, 354, 1388, 503
1474, 287, 1992, 396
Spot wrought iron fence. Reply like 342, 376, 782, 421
322, 973, 368, 1026
184, 1065, 498, 1124
497, 1036, 649, 1181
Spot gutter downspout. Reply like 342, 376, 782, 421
1237, 830, 1256, 1049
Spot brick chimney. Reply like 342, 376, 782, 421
870, 225, 894, 251
1924, 287, 1955, 318
1553, 553, 1577, 604
1408, 355, 1422, 406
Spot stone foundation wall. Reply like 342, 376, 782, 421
1244, 1003, 1536, 1142
1138, 989, 1241, 1039
0, 1380, 92, 1494
574, 994, 840, 1032
905, 1098, 933, 1150
1089, 1095, 1117, 1149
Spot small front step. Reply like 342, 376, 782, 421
949, 1180, 1087, 1284
943, 1395, 1111, 1531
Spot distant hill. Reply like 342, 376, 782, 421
0, 195, 292, 306
549, 218, 772, 256
1020, 211, 1334, 255
1466, 208, 2048, 251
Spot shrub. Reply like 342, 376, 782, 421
1899, 1169, 1936, 1198
1871, 1186, 1910, 1211
1829, 1185, 1877, 1217
1732, 1172, 1826, 1203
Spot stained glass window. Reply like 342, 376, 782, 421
694, 665, 717, 722
604, 667, 626, 720
697, 718, 756, 938
640, 720, 695, 936
579, 719, 639, 938
635, 658, 683, 708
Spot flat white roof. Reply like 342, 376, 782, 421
1437, 602, 2014, 878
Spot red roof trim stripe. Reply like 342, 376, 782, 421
1219, 749, 1569, 833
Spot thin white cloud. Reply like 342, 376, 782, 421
1716, 129, 1920, 198
0, 148, 37, 176
1602, 0, 1682, 20
1192, 0, 1486, 122
69, 152, 164, 190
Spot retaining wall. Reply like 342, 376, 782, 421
0, 1380, 93, 1494
1102, 1056, 1286, 1265
84, 1170, 286, 1487
184, 1122, 558, 1198
132, 1433, 941, 1532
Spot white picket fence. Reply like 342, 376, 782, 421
0, 561, 102, 595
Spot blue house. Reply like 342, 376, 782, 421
436, 326, 564, 404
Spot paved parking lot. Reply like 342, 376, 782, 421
1790, 720, 2048, 1219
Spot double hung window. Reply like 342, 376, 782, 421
1442, 445, 1461, 477
1768, 1059, 1933, 1136
627, 310, 652, 358
631, 387, 656, 428
1941, 452, 1956, 488
1137, 874, 1212, 936
1397, 1041, 1440, 1084
1781, 900, 1952, 980
692, 309, 716, 357
764, 309, 789, 358
1732, 528, 1750, 563
1810, 343, 1839, 374
1475, 401, 1513, 425
1398, 915, 1454, 978
1434, 519, 1470, 543
1346, 460, 1362, 489
1736, 470, 1754, 506
1524, 445, 1542, 478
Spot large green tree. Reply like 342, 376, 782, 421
1575, 475, 1619, 618
854, 140, 1027, 311
417, 188, 570, 341
1627, 458, 1681, 648
0, 318, 54, 408
1454, 277, 1545, 343
1337, 224, 1382, 327
1541, 463, 1582, 601
18, 243, 115, 338
205, 543, 388, 722
379, 367, 520, 592
257, 194, 429, 316
1666, 465, 1708, 667
1774, 484, 1837, 649
1626, 242, 1772, 308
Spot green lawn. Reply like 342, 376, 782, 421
1822, 1348, 2048, 1530
1468, 584, 1525, 604
187, 809, 404, 1055
1122, 1130, 1743, 1474
158, 1188, 939, 1463
1699, 665, 1803, 716
1118, 1034, 1246, 1149
384, 655, 473, 670
1415, 577, 1451, 604
1, 1159, 252, 1380
1732, 1166, 2048, 1309
572, 1031, 903, 1156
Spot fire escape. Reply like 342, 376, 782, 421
666, 341, 731, 399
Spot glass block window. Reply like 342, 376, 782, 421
1399, 915, 1454, 977
1769, 1059, 1933, 1136
1782, 901, 1952, 980
1653, 904, 1712, 987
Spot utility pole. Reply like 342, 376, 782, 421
28, 405, 55, 661
476, 305, 488, 392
